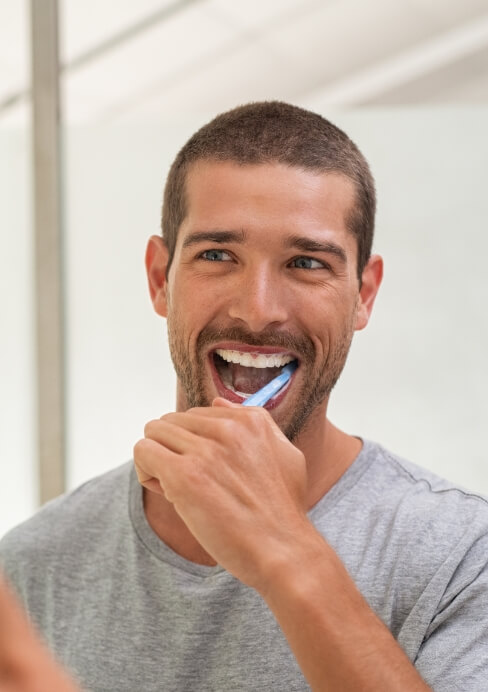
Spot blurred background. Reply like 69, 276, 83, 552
1, 0, 488, 537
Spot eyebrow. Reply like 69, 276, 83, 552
181, 229, 246, 249
181, 229, 348, 264
284, 234, 348, 264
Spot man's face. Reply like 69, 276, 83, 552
151, 161, 378, 441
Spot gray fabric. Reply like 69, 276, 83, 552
1, 439, 488, 691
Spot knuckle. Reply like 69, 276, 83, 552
159, 412, 176, 422
248, 406, 267, 427
133, 437, 148, 459
143, 419, 161, 438
184, 459, 203, 486
187, 406, 205, 415
217, 417, 237, 440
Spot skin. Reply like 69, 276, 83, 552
0, 576, 80, 692
134, 161, 432, 690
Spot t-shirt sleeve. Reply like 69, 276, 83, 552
413, 532, 488, 691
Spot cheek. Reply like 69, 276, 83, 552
182, 281, 228, 325
297, 295, 356, 358
169, 283, 221, 346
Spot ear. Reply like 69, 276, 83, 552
145, 235, 170, 317
355, 254, 383, 331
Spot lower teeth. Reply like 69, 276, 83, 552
227, 384, 251, 398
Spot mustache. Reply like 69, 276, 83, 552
196, 324, 315, 362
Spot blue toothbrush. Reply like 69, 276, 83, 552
242, 361, 297, 407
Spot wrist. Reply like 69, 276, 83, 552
252, 519, 331, 601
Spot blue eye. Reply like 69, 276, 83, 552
201, 249, 232, 262
291, 256, 325, 269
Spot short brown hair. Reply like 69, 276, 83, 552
161, 101, 375, 279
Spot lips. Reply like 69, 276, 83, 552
208, 344, 299, 407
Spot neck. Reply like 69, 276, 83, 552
292, 400, 362, 508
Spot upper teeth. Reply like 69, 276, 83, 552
215, 349, 295, 368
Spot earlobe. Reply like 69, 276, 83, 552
355, 254, 383, 331
145, 235, 170, 317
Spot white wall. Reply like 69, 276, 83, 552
1, 108, 487, 538
330, 109, 488, 492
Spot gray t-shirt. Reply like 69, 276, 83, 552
1, 439, 488, 691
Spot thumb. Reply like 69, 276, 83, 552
212, 396, 241, 409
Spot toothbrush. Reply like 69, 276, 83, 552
242, 361, 297, 407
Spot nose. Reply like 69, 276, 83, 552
227, 263, 289, 333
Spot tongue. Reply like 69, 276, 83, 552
231, 363, 282, 394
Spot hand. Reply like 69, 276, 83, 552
133, 399, 310, 592
0, 575, 79, 692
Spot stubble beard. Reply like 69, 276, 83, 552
166, 311, 356, 443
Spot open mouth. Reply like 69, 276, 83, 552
209, 347, 299, 407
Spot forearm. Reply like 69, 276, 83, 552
257, 525, 432, 692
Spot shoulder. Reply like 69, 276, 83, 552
0, 462, 133, 592
2, 461, 133, 543
367, 439, 488, 521
361, 440, 488, 574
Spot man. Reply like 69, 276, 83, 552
1, 101, 487, 691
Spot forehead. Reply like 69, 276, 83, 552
180, 160, 357, 252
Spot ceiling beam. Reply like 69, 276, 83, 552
304, 12, 488, 107
1, 0, 205, 117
